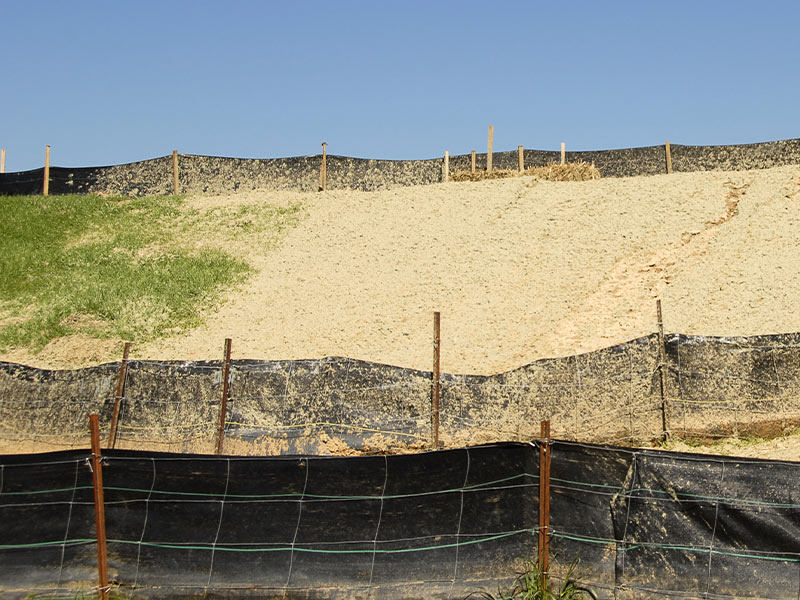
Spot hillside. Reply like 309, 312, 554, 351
2, 165, 799, 375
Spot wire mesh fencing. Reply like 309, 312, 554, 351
3, 440, 800, 599
0, 443, 536, 599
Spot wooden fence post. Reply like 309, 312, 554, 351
538, 420, 551, 591
320, 142, 327, 191
43, 145, 50, 196
665, 141, 673, 174
107, 342, 131, 448
431, 312, 440, 447
89, 414, 109, 600
518, 145, 524, 172
560, 142, 566, 165
657, 299, 670, 440
215, 338, 233, 454
443, 151, 449, 182
1, 148, 6, 173
172, 150, 179, 195
487, 126, 494, 172
471, 150, 476, 174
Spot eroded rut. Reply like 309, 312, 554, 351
533, 177, 752, 355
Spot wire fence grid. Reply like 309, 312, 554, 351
3, 440, 800, 599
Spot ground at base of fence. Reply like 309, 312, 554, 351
6, 427, 800, 462
660, 426, 800, 461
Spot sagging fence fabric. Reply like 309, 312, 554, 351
1, 441, 798, 599
2, 138, 800, 196
1, 333, 799, 455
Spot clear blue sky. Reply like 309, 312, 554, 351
2, 0, 799, 171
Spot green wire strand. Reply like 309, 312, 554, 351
4, 473, 800, 510
6, 530, 796, 565
551, 532, 800, 563
0, 538, 94, 550
0, 531, 535, 554
99, 472, 538, 501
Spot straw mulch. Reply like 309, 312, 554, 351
451, 161, 600, 182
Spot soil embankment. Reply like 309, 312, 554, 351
3, 165, 800, 375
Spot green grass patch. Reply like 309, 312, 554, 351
0, 194, 303, 351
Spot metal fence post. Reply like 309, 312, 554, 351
215, 338, 233, 454
538, 420, 551, 591
89, 414, 109, 600
431, 312, 441, 447
107, 342, 131, 448
657, 300, 670, 440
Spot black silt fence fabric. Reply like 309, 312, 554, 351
2, 332, 800, 454
664, 333, 800, 437
2, 139, 800, 197
3, 443, 800, 598
439, 333, 660, 444
448, 146, 670, 177
0, 450, 97, 597
547, 441, 800, 599
0, 443, 537, 599
1, 336, 658, 454
0, 361, 119, 451
0, 168, 47, 195
671, 139, 800, 173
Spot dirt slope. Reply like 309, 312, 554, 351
3, 165, 799, 375
143, 164, 800, 375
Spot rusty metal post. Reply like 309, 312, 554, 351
107, 342, 131, 448
657, 300, 670, 440
43, 145, 50, 196
320, 142, 327, 191
215, 338, 233, 454
172, 150, 179, 195
89, 414, 109, 600
538, 419, 551, 591
431, 312, 440, 447
1, 148, 6, 173
665, 141, 673, 174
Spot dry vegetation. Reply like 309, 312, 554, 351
451, 161, 601, 182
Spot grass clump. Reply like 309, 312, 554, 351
0, 194, 302, 352
468, 559, 595, 600
452, 161, 600, 183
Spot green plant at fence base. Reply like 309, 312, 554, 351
466, 558, 595, 600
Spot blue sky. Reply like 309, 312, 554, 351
2, 1, 799, 171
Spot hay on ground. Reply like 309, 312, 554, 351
451, 161, 601, 182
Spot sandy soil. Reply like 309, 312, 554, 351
145, 165, 800, 375
4, 165, 799, 375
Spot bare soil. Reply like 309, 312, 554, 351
3, 165, 800, 459
149, 165, 800, 375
